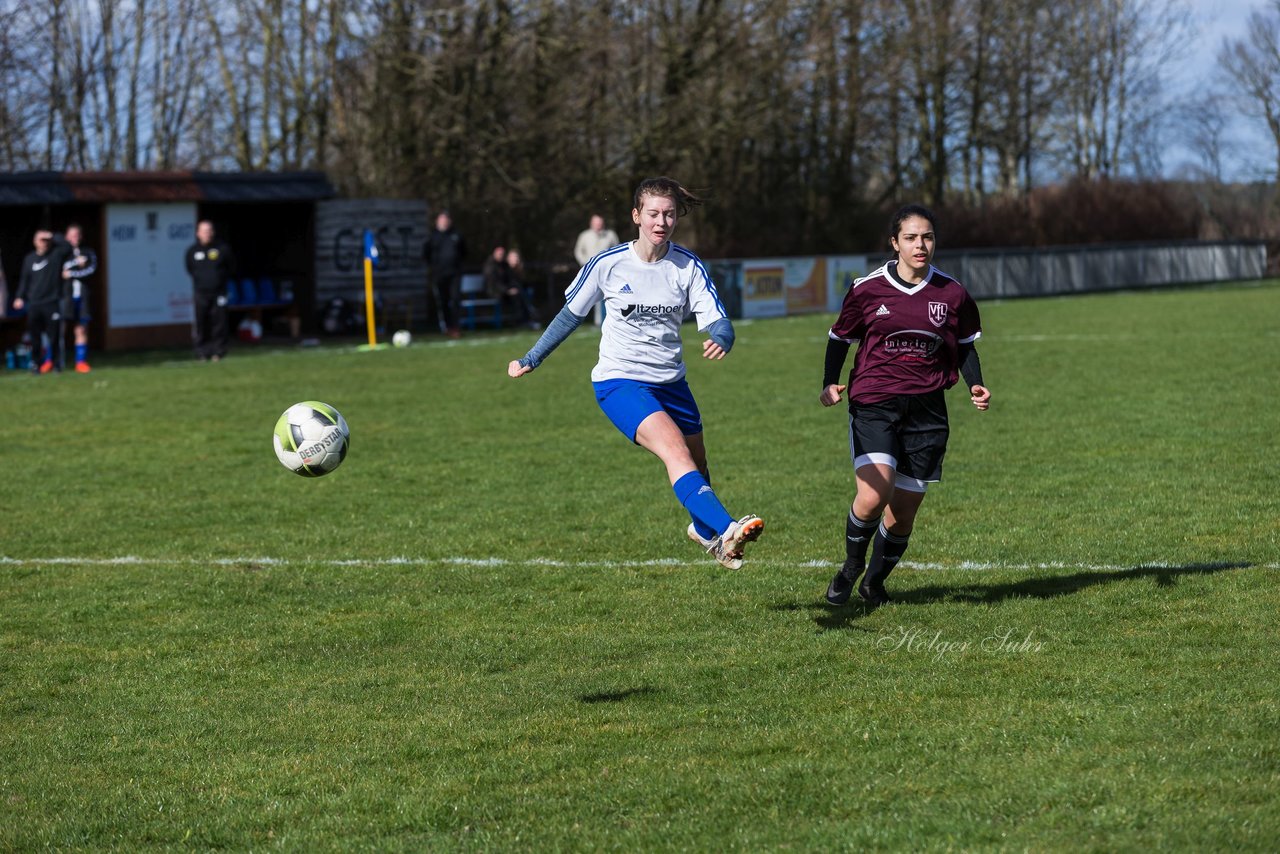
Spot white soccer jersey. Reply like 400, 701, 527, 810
565, 241, 729, 383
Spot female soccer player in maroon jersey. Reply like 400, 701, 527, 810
820, 205, 991, 606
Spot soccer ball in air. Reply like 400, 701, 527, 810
392, 329, 412, 348
273, 401, 349, 476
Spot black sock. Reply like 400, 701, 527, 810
864, 523, 910, 587
843, 510, 880, 576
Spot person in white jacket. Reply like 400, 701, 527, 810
573, 214, 620, 267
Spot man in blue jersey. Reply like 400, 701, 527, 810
509, 177, 763, 570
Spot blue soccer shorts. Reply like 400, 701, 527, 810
593, 377, 704, 443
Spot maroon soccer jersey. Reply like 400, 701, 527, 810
829, 261, 982, 403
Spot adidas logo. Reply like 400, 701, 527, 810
697, 485, 714, 495
620, 283, 633, 294
876, 304, 891, 316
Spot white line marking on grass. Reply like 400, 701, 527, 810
804, 559, 1276, 571
3, 557, 1276, 571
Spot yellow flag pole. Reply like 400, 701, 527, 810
363, 253, 377, 348
357, 228, 386, 351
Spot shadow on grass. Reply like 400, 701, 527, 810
788, 562, 1253, 632
579, 686, 659, 704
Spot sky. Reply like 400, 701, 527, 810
1189, 0, 1256, 54
1168, 0, 1272, 180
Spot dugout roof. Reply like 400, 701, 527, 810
0, 170, 335, 205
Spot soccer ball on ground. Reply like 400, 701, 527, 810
392, 329, 412, 348
273, 401, 349, 476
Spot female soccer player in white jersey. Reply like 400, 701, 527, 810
507, 177, 763, 569
820, 205, 991, 606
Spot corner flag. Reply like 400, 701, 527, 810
361, 229, 379, 348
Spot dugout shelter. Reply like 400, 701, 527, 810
0, 170, 335, 353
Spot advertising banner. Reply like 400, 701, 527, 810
826, 255, 869, 312
740, 257, 835, 318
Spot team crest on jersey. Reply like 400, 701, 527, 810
928, 301, 948, 327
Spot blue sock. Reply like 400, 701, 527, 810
673, 471, 734, 537
692, 517, 717, 540
75, 343, 87, 363
690, 470, 718, 540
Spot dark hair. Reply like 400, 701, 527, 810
632, 177, 703, 216
889, 204, 936, 240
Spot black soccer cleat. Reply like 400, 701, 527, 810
825, 564, 862, 606
857, 578, 892, 607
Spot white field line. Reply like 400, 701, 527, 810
1, 556, 1275, 572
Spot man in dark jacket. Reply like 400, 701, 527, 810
184, 220, 235, 361
61, 223, 98, 372
13, 230, 72, 373
422, 210, 466, 338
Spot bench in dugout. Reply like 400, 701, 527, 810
458, 273, 502, 330
227, 277, 299, 339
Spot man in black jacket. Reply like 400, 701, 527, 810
13, 230, 72, 374
184, 220, 235, 361
422, 210, 466, 339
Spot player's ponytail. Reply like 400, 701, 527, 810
633, 177, 703, 216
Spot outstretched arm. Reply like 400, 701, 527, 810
507, 305, 588, 378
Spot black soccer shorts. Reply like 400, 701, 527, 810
848, 389, 950, 491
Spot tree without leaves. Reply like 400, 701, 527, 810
1219, 0, 1280, 191
0, 0, 1257, 256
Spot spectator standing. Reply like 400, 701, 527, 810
60, 224, 97, 372
184, 220, 235, 361
574, 214, 621, 326
13, 230, 72, 374
423, 210, 467, 339
573, 214, 620, 267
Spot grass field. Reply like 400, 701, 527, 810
2, 281, 1279, 850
